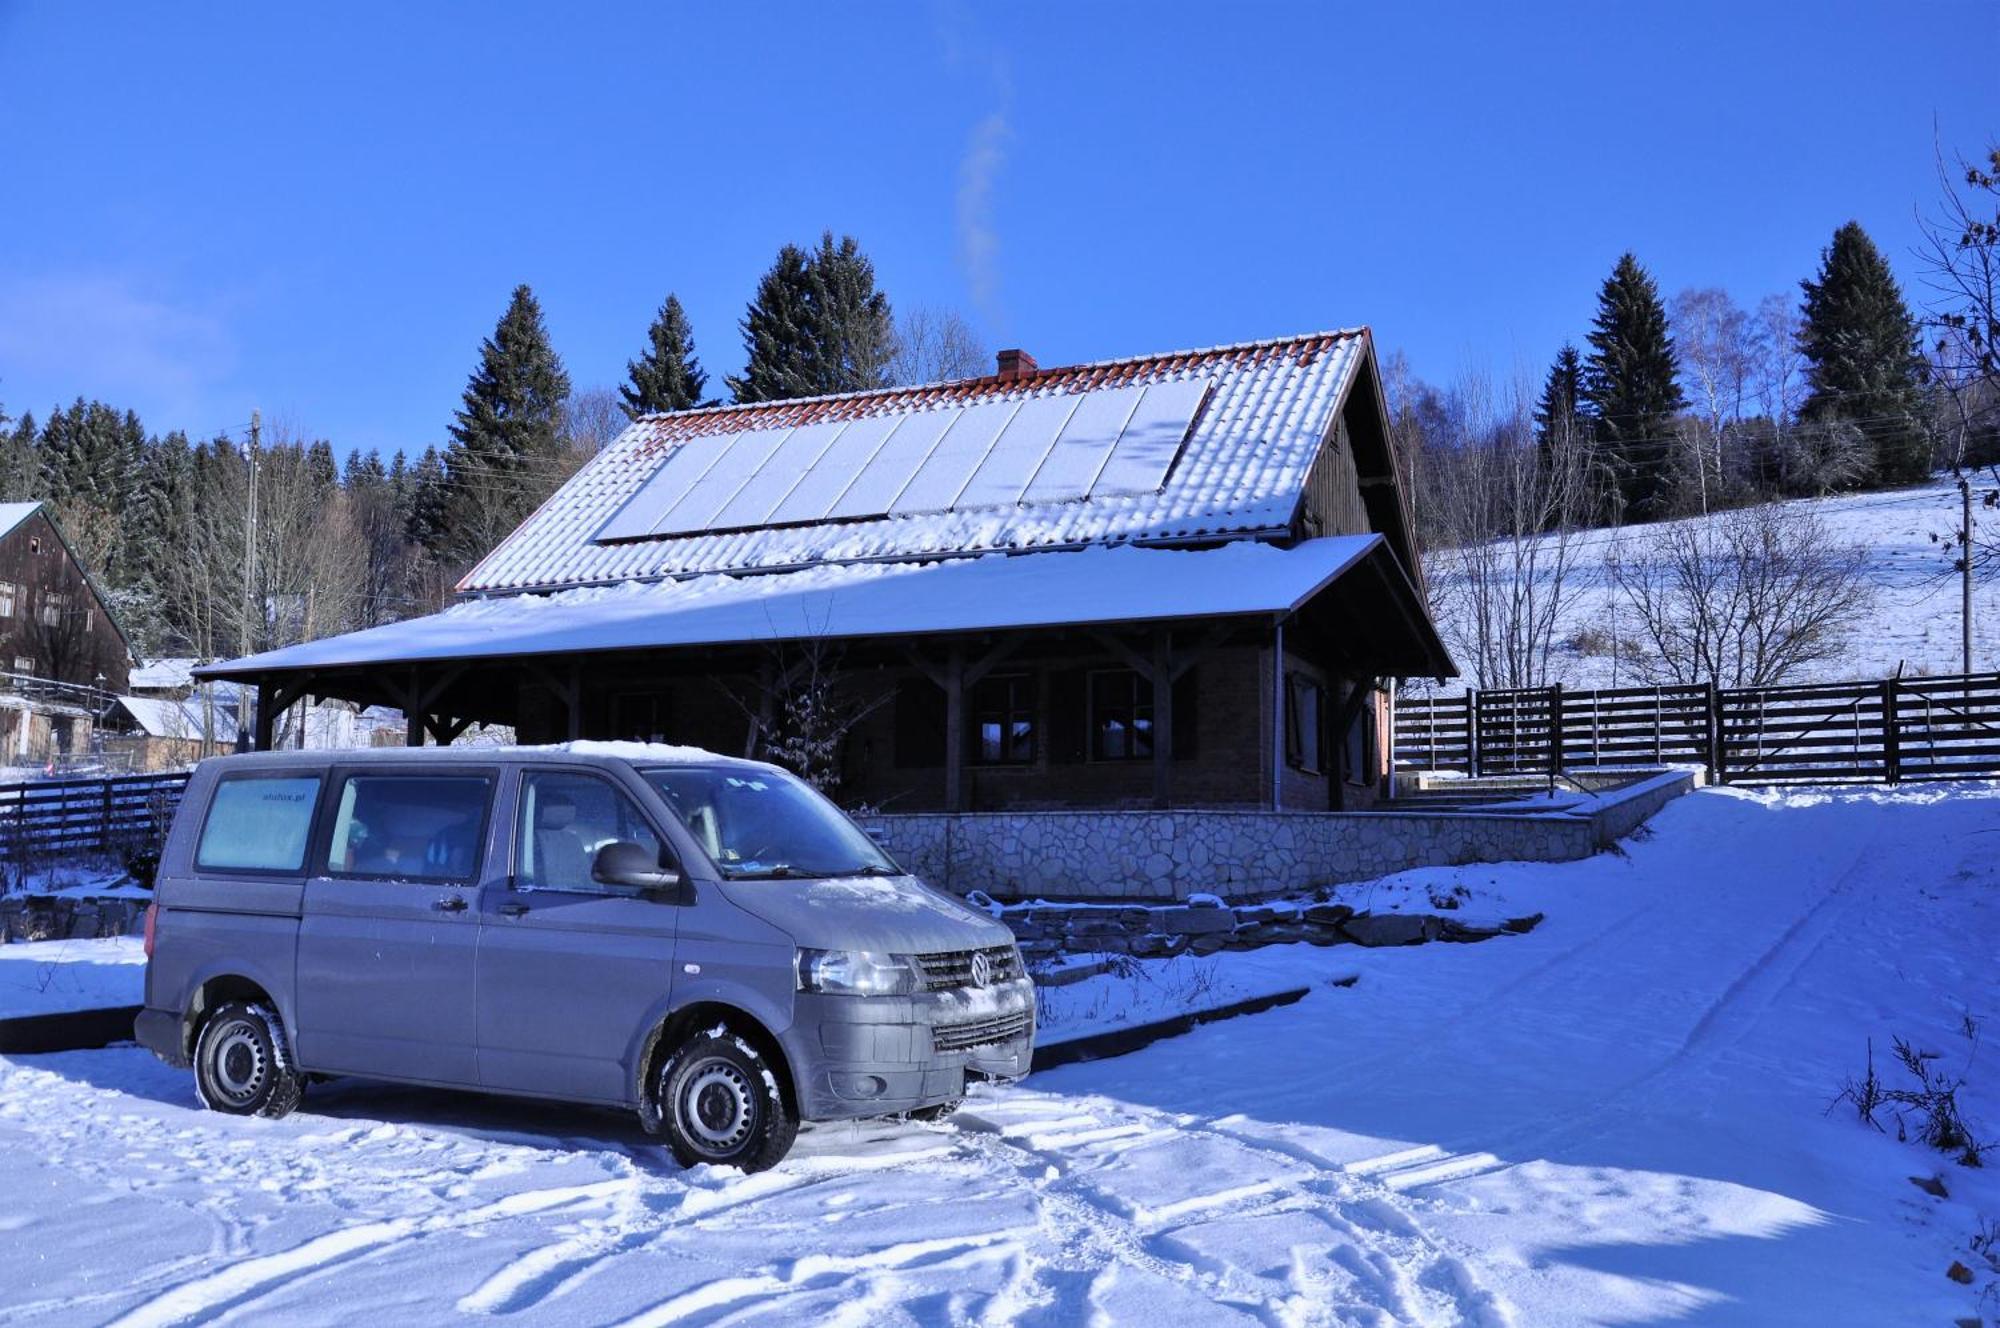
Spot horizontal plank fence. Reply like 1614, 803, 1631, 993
0, 772, 190, 863
1395, 672, 2000, 787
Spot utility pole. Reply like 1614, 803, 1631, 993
236, 411, 260, 748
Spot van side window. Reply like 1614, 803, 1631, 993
517, 770, 663, 894
325, 774, 492, 882
196, 774, 322, 872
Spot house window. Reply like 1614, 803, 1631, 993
0, 581, 15, 618
1285, 673, 1324, 774
1344, 692, 1377, 785
27, 537, 39, 555
972, 673, 1036, 765
1089, 670, 1154, 761
39, 591, 64, 629
12, 657, 32, 676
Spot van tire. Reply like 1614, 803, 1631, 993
657, 1028, 796, 1172
193, 1002, 304, 1119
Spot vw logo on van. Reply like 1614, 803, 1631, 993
968, 951, 993, 988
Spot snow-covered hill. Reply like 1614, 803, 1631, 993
1431, 478, 2000, 689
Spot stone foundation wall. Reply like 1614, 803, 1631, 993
859, 770, 1693, 902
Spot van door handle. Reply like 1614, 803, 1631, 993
497, 902, 529, 918
432, 895, 469, 913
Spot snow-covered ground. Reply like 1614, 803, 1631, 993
1437, 479, 2000, 687
0, 936, 144, 1018
2, 784, 1998, 1325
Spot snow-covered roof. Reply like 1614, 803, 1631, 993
461, 330, 1376, 594
206, 537, 1409, 676
131, 658, 201, 692
111, 695, 240, 741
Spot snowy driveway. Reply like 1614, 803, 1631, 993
4, 785, 1998, 1326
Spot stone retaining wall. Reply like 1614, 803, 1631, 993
859, 770, 1694, 901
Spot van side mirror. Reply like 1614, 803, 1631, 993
592, 840, 683, 896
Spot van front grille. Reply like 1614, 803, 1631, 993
932, 1010, 1033, 1053
913, 945, 1022, 992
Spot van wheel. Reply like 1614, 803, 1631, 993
194, 1002, 304, 1119
657, 1028, 796, 1172
903, 1098, 963, 1123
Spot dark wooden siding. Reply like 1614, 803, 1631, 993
0, 510, 130, 693
1295, 415, 1371, 541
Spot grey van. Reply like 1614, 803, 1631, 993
136, 744, 1033, 1171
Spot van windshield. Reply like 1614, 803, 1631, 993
640, 765, 897, 881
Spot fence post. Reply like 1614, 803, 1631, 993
1549, 684, 1564, 780
100, 780, 112, 853
1705, 682, 1720, 784
1467, 688, 1481, 777
1882, 677, 1901, 785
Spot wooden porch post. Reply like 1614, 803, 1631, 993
942, 644, 965, 813
404, 668, 424, 747
1271, 620, 1286, 811
253, 680, 276, 752
1151, 629, 1173, 810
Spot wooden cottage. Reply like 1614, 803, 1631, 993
207, 330, 1453, 811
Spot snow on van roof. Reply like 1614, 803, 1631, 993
537, 740, 777, 770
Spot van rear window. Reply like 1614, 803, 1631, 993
195, 775, 322, 872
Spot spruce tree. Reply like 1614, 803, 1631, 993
406, 446, 452, 553
728, 232, 895, 403
0, 411, 37, 502
729, 244, 818, 403
1583, 253, 1686, 517
807, 232, 896, 393
1797, 221, 1928, 485
442, 285, 572, 564
621, 293, 709, 417
1535, 345, 1588, 446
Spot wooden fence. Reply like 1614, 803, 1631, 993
1395, 672, 2000, 786
0, 772, 190, 862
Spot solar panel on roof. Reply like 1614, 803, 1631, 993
889, 398, 1022, 514
590, 376, 1212, 546
651, 425, 795, 535
954, 391, 1084, 511
824, 407, 960, 520
708, 419, 852, 531
1019, 384, 1145, 503
765, 414, 903, 525
595, 433, 737, 542
1091, 377, 1210, 497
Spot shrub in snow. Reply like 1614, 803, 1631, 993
1836, 1022, 1992, 1168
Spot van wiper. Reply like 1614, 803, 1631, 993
727, 864, 807, 880
843, 864, 901, 877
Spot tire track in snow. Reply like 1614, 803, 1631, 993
106, 1180, 629, 1328
956, 1100, 1519, 1327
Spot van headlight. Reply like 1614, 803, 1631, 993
796, 949, 918, 996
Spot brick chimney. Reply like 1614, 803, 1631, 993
995, 348, 1038, 381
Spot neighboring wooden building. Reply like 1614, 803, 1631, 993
207, 330, 1453, 811
0, 503, 133, 764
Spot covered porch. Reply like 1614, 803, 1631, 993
201, 537, 1451, 814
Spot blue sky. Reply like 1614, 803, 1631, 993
0, 2, 1992, 458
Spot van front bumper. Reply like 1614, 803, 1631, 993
788, 978, 1035, 1121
